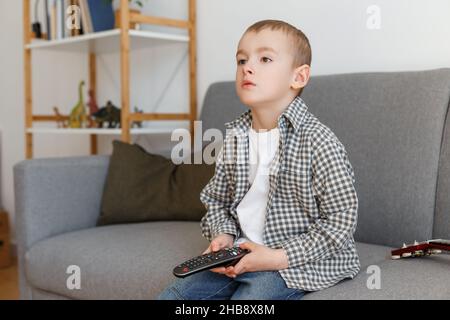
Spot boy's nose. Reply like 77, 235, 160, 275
243, 65, 254, 75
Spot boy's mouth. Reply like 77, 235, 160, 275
242, 80, 256, 88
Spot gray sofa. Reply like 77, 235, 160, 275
14, 68, 450, 300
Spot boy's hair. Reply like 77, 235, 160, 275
245, 19, 312, 96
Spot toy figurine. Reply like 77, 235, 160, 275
132, 106, 143, 128
87, 89, 99, 128
68, 81, 87, 128
93, 100, 121, 128
87, 89, 99, 114
53, 106, 68, 128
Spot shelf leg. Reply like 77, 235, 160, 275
23, 0, 33, 159
89, 53, 98, 154
120, 0, 131, 143
90, 135, 98, 154
189, 0, 197, 151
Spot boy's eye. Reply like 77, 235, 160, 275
261, 57, 272, 63
237, 59, 246, 65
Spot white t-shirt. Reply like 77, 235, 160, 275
235, 123, 280, 245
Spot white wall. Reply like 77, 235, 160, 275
1, 0, 449, 245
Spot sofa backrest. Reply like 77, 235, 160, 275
200, 82, 248, 135
302, 69, 450, 247
199, 69, 450, 247
434, 82, 450, 240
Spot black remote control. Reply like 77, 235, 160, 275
173, 247, 250, 278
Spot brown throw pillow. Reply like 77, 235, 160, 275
96, 140, 215, 226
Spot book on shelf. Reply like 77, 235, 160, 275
45, 0, 68, 40
35, 0, 115, 42
44, 0, 50, 39
63, 0, 70, 38
40, 0, 81, 40
85, 0, 115, 32
50, 1, 57, 40
56, 0, 64, 39
78, 0, 93, 34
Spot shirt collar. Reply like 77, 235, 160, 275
224, 95, 308, 133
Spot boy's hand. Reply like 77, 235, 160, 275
202, 233, 236, 276
202, 233, 235, 255
225, 242, 289, 277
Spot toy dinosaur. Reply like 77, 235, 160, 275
132, 106, 143, 128
87, 89, 99, 128
87, 89, 99, 114
68, 81, 87, 128
93, 100, 121, 128
53, 106, 68, 128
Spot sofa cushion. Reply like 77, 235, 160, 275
30, 287, 71, 300
25, 221, 209, 299
353, 242, 392, 268
97, 140, 215, 226
304, 253, 450, 300
26, 222, 446, 300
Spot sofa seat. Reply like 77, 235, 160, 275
304, 253, 450, 300
25, 221, 209, 300
25, 219, 449, 300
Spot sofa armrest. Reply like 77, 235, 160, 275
14, 155, 110, 299
14, 155, 110, 251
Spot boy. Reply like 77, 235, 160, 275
157, 19, 360, 300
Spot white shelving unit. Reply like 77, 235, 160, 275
26, 29, 189, 53
26, 127, 184, 135
23, 0, 197, 158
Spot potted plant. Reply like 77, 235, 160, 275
104, 0, 147, 29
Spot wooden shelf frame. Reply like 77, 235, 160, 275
26, 127, 184, 135
25, 29, 190, 53
22, 0, 197, 159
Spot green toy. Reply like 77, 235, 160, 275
69, 81, 87, 128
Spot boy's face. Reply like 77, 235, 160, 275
235, 29, 306, 108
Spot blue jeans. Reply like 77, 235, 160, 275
156, 270, 305, 300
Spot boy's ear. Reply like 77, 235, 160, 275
291, 64, 310, 90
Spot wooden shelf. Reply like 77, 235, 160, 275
23, 0, 197, 158
26, 127, 181, 135
26, 29, 189, 53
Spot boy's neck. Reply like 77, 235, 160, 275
249, 95, 296, 132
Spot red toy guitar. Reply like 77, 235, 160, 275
391, 239, 450, 259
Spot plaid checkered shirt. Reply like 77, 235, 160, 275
199, 96, 360, 291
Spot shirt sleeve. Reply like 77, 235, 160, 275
281, 138, 359, 268
199, 144, 240, 242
